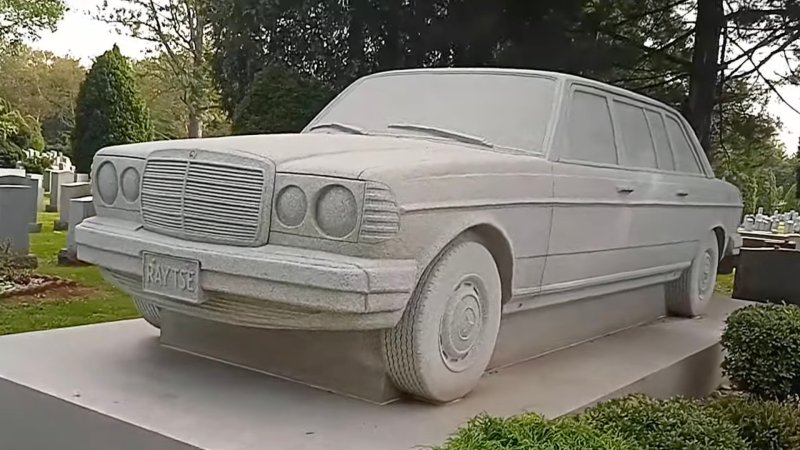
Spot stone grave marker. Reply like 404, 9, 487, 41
27, 174, 45, 211
0, 184, 32, 257
0, 175, 39, 233
48, 169, 75, 213
55, 182, 91, 231
59, 196, 96, 265
43, 168, 52, 192
75, 173, 90, 183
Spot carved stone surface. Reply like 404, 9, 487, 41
43, 168, 52, 192
57, 182, 91, 230
0, 184, 31, 253
48, 169, 75, 212
76, 68, 745, 404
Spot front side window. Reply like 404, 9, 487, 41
665, 116, 702, 174
563, 90, 617, 165
616, 101, 657, 169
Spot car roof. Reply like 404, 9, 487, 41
362, 67, 684, 121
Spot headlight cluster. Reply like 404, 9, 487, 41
271, 174, 399, 242
93, 158, 143, 208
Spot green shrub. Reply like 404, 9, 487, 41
704, 393, 800, 450
232, 65, 334, 135
71, 45, 152, 173
722, 304, 800, 400
436, 413, 634, 450
582, 394, 748, 450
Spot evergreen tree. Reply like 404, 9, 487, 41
71, 45, 152, 173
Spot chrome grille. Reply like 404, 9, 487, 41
141, 158, 268, 245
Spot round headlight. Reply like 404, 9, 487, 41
275, 185, 307, 227
120, 167, 141, 202
96, 161, 118, 205
315, 185, 358, 238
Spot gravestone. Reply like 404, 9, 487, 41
47, 170, 75, 213
43, 169, 52, 192
75, 173, 90, 183
0, 184, 31, 256
27, 174, 45, 212
55, 182, 91, 231
0, 168, 25, 177
0, 175, 38, 233
59, 196, 96, 265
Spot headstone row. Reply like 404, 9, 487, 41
740, 208, 800, 234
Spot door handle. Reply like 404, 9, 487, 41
616, 185, 635, 194
676, 191, 690, 197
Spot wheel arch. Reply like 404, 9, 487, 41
711, 225, 726, 260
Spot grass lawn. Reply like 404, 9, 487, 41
0, 211, 139, 336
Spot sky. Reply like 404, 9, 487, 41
30, 0, 800, 154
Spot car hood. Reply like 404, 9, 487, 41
98, 133, 516, 181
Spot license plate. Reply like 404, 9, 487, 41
142, 252, 202, 304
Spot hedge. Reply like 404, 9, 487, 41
582, 394, 748, 450
436, 413, 634, 450
704, 393, 800, 450
722, 304, 800, 401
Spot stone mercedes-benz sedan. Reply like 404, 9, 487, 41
76, 68, 743, 403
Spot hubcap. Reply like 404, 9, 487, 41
698, 249, 714, 298
440, 277, 485, 372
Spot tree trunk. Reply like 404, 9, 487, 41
684, 0, 724, 161
188, 112, 203, 138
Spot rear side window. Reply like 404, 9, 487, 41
564, 90, 617, 165
665, 116, 702, 174
616, 101, 657, 169
646, 111, 674, 171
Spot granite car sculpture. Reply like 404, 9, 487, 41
76, 68, 743, 403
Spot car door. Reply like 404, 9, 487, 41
611, 99, 697, 275
541, 84, 642, 303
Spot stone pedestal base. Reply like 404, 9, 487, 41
0, 296, 748, 450
45, 205, 57, 213
53, 220, 68, 231
28, 223, 41, 233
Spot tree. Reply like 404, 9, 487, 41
0, 0, 66, 47
0, 98, 44, 168
232, 65, 333, 134
71, 45, 152, 173
134, 55, 229, 140
0, 45, 85, 152
100, 0, 213, 138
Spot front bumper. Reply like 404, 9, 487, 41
75, 217, 418, 330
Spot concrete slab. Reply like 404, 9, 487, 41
0, 296, 748, 450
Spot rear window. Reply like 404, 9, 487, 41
665, 116, 702, 174
646, 111, 674, 171
616, 101, 657, 169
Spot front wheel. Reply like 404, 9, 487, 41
133, 297, 162, 329
666, 231, 720, 317
383, 239, 502, 403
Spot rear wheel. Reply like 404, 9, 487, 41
133, 297, 162, 329
666, 231, 720, 317
383, 239, 501, 403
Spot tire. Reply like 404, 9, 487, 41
383, 239, 502, 403
666, 231, 720, 317
133, 297, 162, 329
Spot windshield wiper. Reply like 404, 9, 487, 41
307, 122, 368, 135
387, 123, 493, 148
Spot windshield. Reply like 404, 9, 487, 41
305, 71, 557, 152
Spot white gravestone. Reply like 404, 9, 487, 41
27, 174, 44, 212
0, 168, 25, 177
60, 196, 96, 265
0, 184, 31, 254
75, 173, 90, 183
48, 169, 75, 213
55, 182, 91, 231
